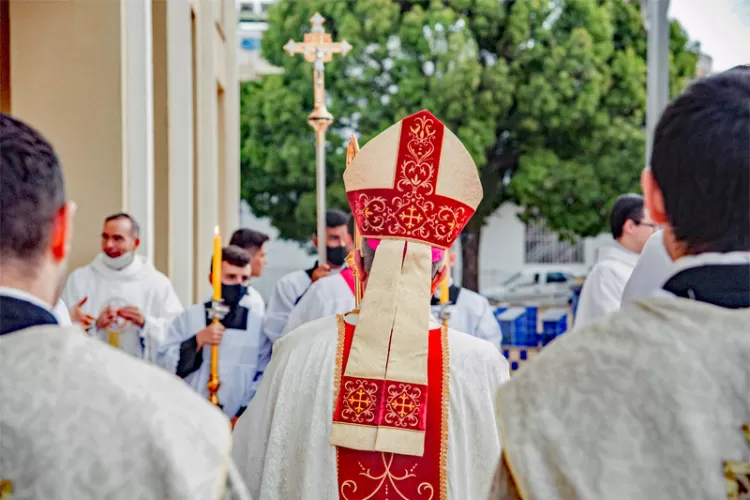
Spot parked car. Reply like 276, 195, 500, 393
484, 268, 581, 306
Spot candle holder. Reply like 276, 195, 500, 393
206, 299, 230, 406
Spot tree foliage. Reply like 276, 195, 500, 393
240, 0, 698, 286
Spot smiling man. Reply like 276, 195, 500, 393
62, 212, 183, 361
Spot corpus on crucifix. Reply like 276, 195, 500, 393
284, 13, 352, 264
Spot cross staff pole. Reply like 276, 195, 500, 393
284, 13, 352, 264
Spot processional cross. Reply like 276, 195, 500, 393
284, 13, 352, 264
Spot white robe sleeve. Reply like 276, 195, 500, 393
156, 308, 198, 375
283, 283, 325, 335
263, 277, 303, 344
573, 266, 623, 329
474, 297, 502, 349
142, 277, 184, 363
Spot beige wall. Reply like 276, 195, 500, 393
9, 0, 125, 274
6, 0, 239, 306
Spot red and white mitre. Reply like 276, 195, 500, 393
331, 110, 482, 466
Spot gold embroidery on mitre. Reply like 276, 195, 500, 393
725, 423, 750, 500
340, 453, 435, 500
354, 114, 468, 245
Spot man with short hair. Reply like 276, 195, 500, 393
234, 110, 510, 499
157, 245, 271, 423
574, 193, 657, 328
229, 228, 270, 315
0, 113, 249, 499
62, 212, 183, 361
491, 67, 750, 500
263, 209, 353, 343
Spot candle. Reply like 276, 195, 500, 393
440, 249, 450, 304
212, 226, 222, 300
439, 276, 449, 304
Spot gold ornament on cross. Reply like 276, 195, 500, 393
725, 423, 750, 500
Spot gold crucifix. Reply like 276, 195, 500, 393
283, 12, 352, 264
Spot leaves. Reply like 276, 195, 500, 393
240, 0, 698, 243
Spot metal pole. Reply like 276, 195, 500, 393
645, 0, 671, 168
315, 126, 327, 264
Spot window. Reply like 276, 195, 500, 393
241, 38, 262, 51
525, 220, 584, 264
546, 272, 569, 284
504, 272, 539, 288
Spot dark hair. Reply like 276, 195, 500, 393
229, 228, 269, 256
0, 114, 66, 268
104, 212, 140, 238
651, 68, 750, 253
347, 214, 355, 237
610, 194, 644, 239
209, 245, 251, 275
327, 209, 349, 228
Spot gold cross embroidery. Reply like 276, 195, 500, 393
725, 423, 750, 500
392, 393, 416, 417
399, 205, 423, 229
347, 388, 372, 414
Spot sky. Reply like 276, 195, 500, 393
669, 0, 750, 71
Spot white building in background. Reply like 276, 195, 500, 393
236, 0, 283, 82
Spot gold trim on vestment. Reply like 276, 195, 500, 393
439, 325, 449, 500
497, 411, 530, 500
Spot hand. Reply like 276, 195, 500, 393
196, 322, 225, 350
311, 263, 331, 283
95, 305, 117, 330
70, 297, 94, 327
117, 306, 145, 328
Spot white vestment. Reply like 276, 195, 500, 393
0, 323, 251, 500
53, 298, 72, 326
263, 266, 343, 343
494, 257, 750, 500
430, 287, 502, 348
157, 296, 271, 418
283, 272, 354, 335
574, 243, 639, 328
62, 253, 183, 361
620, 230, 672, 307
232, 313, 510, 500
246, 286, 266, 316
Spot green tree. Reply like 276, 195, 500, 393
240, 0, 698, 290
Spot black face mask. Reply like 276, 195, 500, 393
221, 284, 247, 308
327, 245, 347, 267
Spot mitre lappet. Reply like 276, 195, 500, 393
331, 109, 482, 456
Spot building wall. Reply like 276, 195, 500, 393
6, 0, 239, 307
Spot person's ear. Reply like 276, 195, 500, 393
133, 237, 141, 250
208, 273, 213, 286
353, 248, 367, 283
642, 169, 668, 226
51, 202, 76, 262
312, 235, 318, 248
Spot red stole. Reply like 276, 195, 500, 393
339, 267, 357, 297
333, 316, 449, 499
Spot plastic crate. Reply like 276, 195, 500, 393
497, 307, 525, 347
541, 308, 568, 346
